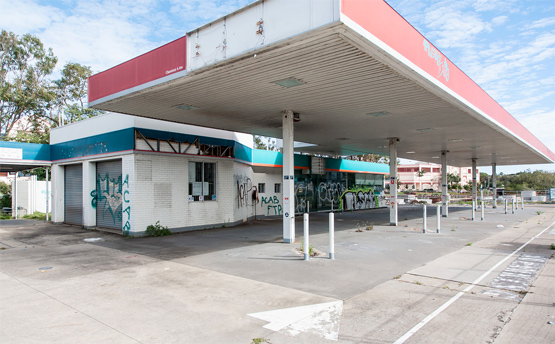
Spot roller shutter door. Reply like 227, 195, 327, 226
64, 164, 83, 225
95, 160, 122, 230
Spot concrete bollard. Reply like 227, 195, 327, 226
521, 197, 524, 210
472, 200, 475, 221
512, 199, 515, 214
481, 200, 484, 221
304, 213, 309, 261
436, 204, 441, 233
423, 204, 427, 233
504, 199, 507, 214
329, 212, 335, 260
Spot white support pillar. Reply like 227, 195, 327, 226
492, 163, 497, 209
282, 110, 295, 243
389, 138, 399, 226
46, 168, 49, 222
51, 164, 65, 223
472, 158, 477, 210
83, 161, 96, 229
13, 172, 18, 219
441, 150, 449, 217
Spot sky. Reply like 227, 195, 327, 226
1, 0, 554, 175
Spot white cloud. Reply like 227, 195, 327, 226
491, 15, 508, 26
522, 16, 555, 30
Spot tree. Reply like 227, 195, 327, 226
54, 62, 102, 124
1, 31, 102, 143
416, 169, 426, 190
0, 181, 11, 208
253, 135, 278, 151
0, 30, 57, 137
499, 170, 555, 191
447, 172, 461, 190
347, 154, 390, 164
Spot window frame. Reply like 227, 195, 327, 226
188, 161, 217, 202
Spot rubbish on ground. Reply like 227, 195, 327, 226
496, 225, 504, 228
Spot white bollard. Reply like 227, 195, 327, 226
512, 199, 515, 214
423, 204, 427, 233
521, 197, 524, 210
304, 213, 309, 261
329, 212, 335, 260
436, 204, 441, 233
481, 200, 484, 221
472, 200, 475, 221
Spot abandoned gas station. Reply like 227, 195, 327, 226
2, 0, 553, 241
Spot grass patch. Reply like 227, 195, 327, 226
537, 211, 542, 215
22, 212, 49, 221
466, 243, 472, 246
145, 221, 172, 237
251, 338, 270, 344
0, 214, 12, 220
300, 241, 317, 256
550, 243, 555, 250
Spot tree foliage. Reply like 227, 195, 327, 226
0, 30, 57, 137
253, 135, 278, 151
1, 30, 102, 141
347, 154, 390, 164
498, 170, 555, 191
447, 172, 461, 190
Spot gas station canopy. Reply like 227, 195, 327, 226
88, 0, 554, 167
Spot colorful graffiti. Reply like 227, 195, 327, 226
339, 188, 380, 211
122, 174, 131, 235
90, 173, 123, 223
90, 173, 131, 235
261, 195, 282, 216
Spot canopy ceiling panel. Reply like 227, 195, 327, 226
89, 0, 554, 167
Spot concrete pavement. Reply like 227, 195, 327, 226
1, 204, 554, 343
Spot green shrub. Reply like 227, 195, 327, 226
145, 221, 172, 237
22, 212, 48, 221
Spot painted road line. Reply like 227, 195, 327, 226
393, 220, 555, 344
248, 300, 343, 340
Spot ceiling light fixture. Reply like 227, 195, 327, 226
406, 151, 416, 154
272, 78, 305, 88
448, 138, 463, 142
335, 137, 350, 141
417, 128, 434, 132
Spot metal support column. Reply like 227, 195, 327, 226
282, 110, 295, 243
389, 138, 399, 226
492, 163, 497, 208
472, 158, 477, 210
441, 150, 449, 217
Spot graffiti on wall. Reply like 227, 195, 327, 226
318, 182, 345, 208
90, 173, 123, 223
339, 188, 380, 211
235, 174, 258, 209
122, 174, 131, 235
261, 195, 282, 216
90, 173, 131, 235
295, 180, 314, 213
